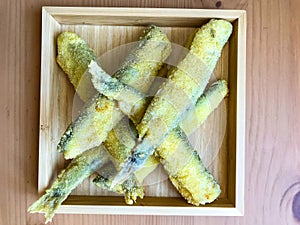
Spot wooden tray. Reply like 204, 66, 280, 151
39, 7, 246, 216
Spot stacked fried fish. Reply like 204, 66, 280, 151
29, 19, 232, 223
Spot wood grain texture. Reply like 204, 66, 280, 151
0, 0, 299, 225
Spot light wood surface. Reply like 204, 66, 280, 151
0, 1, 299, 225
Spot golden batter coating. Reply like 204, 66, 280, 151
90, 20, 231, 205
95, 80, 228, 205
56, 26, 171, 159
28, 26, 171, 222
28, 146, 110, 223
29, 21, 232, 223
112, 20, 232, 194
57, 31, 97, 102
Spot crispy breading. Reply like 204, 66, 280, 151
28, 146, 110, 223
95, 80, 228, 205
56, 26, 171, 159
28, 26, 172, 222
111, 20, 232, 197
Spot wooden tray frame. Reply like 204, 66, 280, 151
39, 7, 246, 216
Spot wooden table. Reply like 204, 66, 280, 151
1, 1, 299, 224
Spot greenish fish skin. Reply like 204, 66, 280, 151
28, 146, 110, 223
89, 61, 150, 124
138, 19, 233, 148
57, 31, 97, 102
56, 26, 172, 160
112, 19, 232, 188
91, 21, 230, 206
94, 80, 228, 205
180, 79, 229, 135
93, 162, 144, 205
28, 26, 172, 222
93, 21, 230, 204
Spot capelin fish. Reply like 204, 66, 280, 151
56, 26, 172, 159
93, 161, 145, 205
94, 80, 228, 205
28, 146, 110, 223
155, 81, 229, 205
179, 79, 229, 135
89, 31, 228, 203
94, 117, 159, 203
28, 27, 172, 222
89, 61, 150, 124
56, 27, 171, 203
104, 19, 233, 186
56, 31, 97, 102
